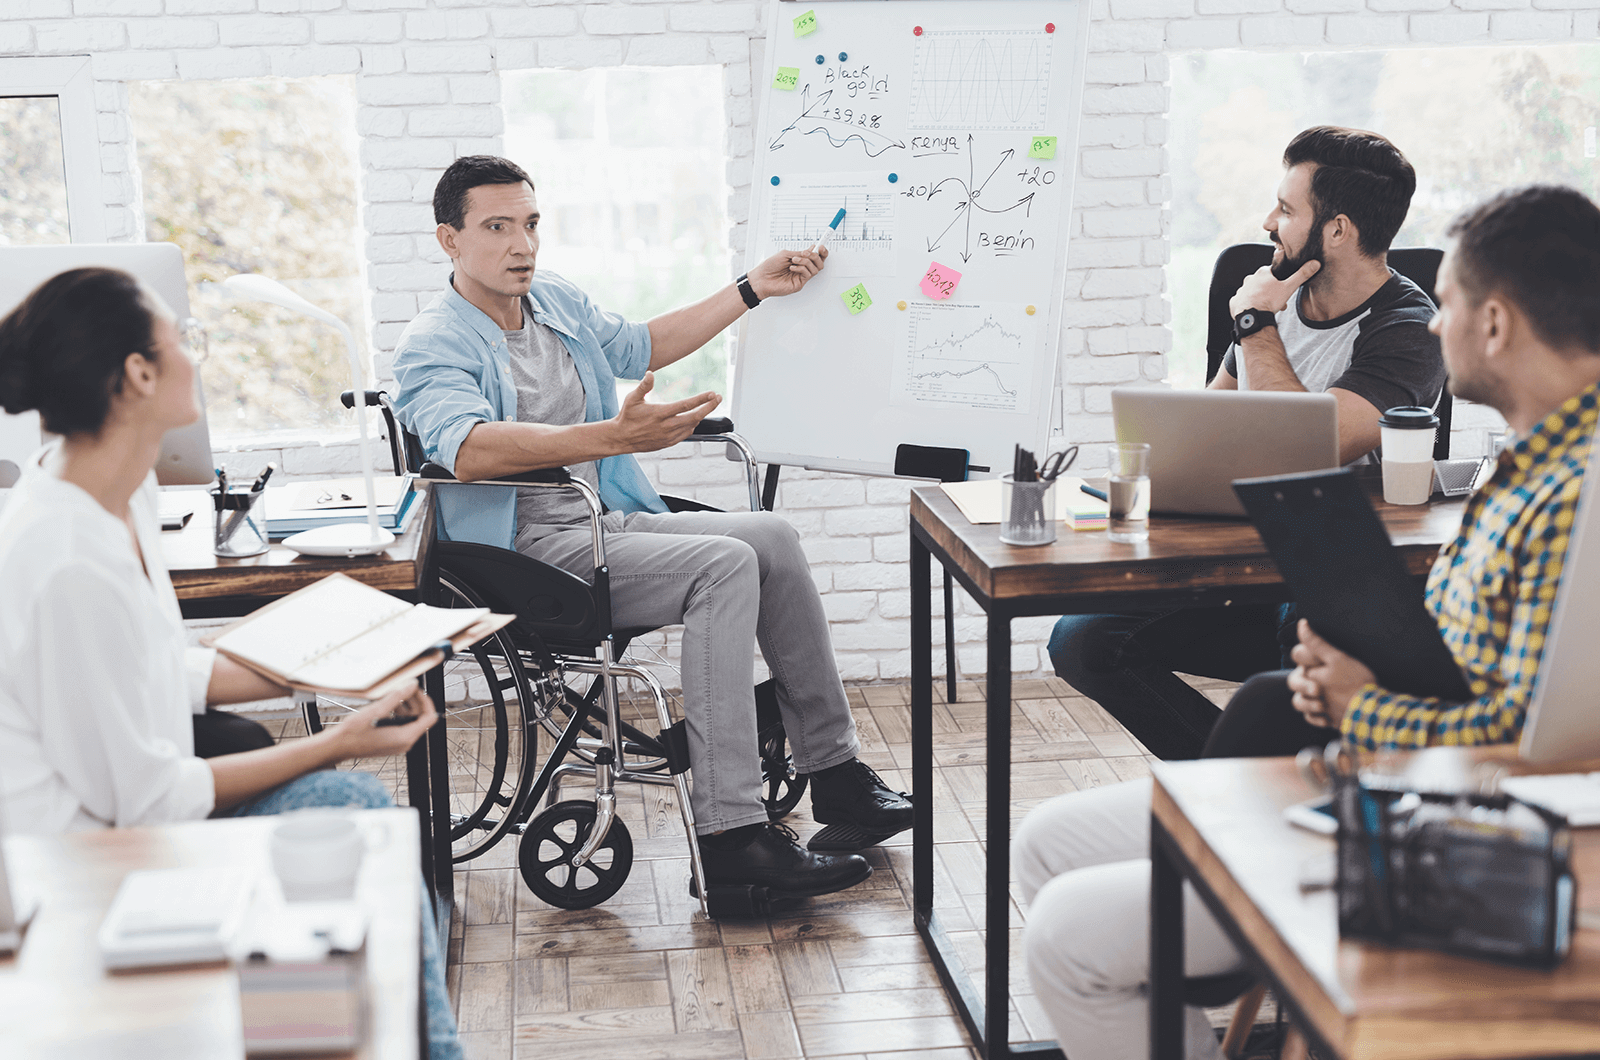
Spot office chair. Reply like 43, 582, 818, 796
303, 390, 807, 917
1204, 243, 1451, 459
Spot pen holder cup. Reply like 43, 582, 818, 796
212, 486, 269, 557
999, 475, 1057, 547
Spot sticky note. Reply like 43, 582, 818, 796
773, 67, 800, 91
793, 9, 818, 36
1029, 135, 1058, 160
919, 261, 962, 301
842, 283, 872, 314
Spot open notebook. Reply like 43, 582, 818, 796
206, 573, 510, 697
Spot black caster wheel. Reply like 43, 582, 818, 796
518, 800, 633, 910
759, 722, 808, 820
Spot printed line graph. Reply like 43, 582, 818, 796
909, 28, 1052, 132
896, 302, 1038, 413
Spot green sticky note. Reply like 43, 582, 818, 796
773, 66, 800, 91
1028, 135, 1058, 160
793, 9, 818, 36
841, 283, 872, 315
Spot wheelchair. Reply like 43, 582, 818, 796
303, 390, 810, 918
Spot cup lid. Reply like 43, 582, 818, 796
1379, 406, 1439, 430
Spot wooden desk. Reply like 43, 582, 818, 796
1150, 750, 1600, 1060
0, 809, 420, 1060
907, 481, 1466, 1060
160, 487, 454, 927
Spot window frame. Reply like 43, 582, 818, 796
0, 56, 107, 243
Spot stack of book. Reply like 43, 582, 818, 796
264, 474, 419, 539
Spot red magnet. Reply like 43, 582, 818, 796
1046, 22, 1056, 32
913, 25, 922, 35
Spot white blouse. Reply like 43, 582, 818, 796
0, 448, 217, 834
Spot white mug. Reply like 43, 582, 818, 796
270, 810, 366, 902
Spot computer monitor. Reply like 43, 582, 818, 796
0, 242, 215, 487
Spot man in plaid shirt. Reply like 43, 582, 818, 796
1015, 185, 1600, 1060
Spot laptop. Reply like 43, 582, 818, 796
1111, 388, 1340, 517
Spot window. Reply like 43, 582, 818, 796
502, 67, 732, 401
1168, 46, 1600, 390
0, 57, 105, 243
131, 77, 370, 438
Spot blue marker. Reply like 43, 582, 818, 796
810, 207, 846, 254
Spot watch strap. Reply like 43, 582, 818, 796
1233, 307, 1277, 342
736, 273, 761, 310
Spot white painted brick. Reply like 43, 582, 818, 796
1124, 325, 1172, 353
361, 45, 406, 75
1069, 239, 1144, 269
726, 95, 753, 128
359, 74, 450, 107
350, 0, 425, 8
1369, 0, 1445, 9
1490, 10, 1572, 36
7, 0, 71, 15
1111, 0, 1193, 16
655, 457, 742, 486
822, 592, 877, 623
316, 14, 403, 43
1087, 328, 1129, 356
801, 537, 873, 564
371, 291, 417, 322
1575, 10, 1599, 36
628, 34, 711, 64
1082, 84, 1167, 115
373, 321, 408, 347
875, 589, 914, 620
865, 478, 912, 505
219, 16, 312, 46
408, 105, 503, 138
725, 124, 754, 157
825, 507, 906, 537
1078, 116, 1146, 149
1197, 0, 1279, 11
726, 61, 752, 96
584, 5, 668, 34
128, 19, 216, 48
1085, 385, 1113, 414
99, 144, 125, 172
92, 50, 177, 79
75, 0, 159, 12
1535, 0, 1600, 9
494, 40, 539, 70
164, 0, 252, 12
363, 138, 460, 170
268, 44, 361, 76
1082, 147, 1163, 178
1454, 0, 1525, 8
1145, 292, 1171, 324
1060, 297, 1146, 328
94, 81, 124, 110
177, 48, 271, 78
260, 0, 344, 11
359, 108, 407, 137
404, 44, 493, 73
366, 234, 416, 263
1165, 19, 1241, 47
407, 11, 487, 39
489, 8, 580, 36
671, 3, 758, 31
1408, 11, 1489, 40
1085, 55, 1148, 84
37, 20, 127, 51
873, 533, 909, 563
1082, 267, 1163, 299
709, 35, 749, 63
1324, 13, 1409, 41
540, 37, 626, 67
1141, 353, 1167, 380
1239, 15, 1325, 44
97, 112, 128, 142
1285, 0, 1362, 11
1076, 179, 1148, 208
781, 478, 866, 508
451, 137, 504, 158
1144, 237, 1171, 266
1089, 19, 1167, 51
449, 76, 501, 105
835, 655, 878, 682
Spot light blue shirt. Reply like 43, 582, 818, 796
391, 272, 667, 547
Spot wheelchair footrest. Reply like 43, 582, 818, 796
806, 823, 899, 853
696, 882, 804, 919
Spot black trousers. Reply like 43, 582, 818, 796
192, 709, 276, 759
1200, 669, 1339, 759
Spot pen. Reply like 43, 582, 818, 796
811, 207, 846, 254
251, 462, 276, 493
1081, 484, 1108, 502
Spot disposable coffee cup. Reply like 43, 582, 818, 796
271, 810, 365, 902
1379, 406, 1439, 505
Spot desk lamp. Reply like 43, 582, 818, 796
220, 274, 395, 557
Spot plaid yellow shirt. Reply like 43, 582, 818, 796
1342, 382, 1598, 750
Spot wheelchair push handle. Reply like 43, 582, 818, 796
339, 389, 386, 409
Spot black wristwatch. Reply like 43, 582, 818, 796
1233, 307, 1277, 342
736, 273, 761, 309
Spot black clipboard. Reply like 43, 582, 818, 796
1233, 468, 1471, 702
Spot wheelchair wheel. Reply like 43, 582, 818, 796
518, 800, 633, 910
760, 719, 807, 820
302, 571, 536, 864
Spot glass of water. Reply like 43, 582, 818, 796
1106, 442, 1151, 543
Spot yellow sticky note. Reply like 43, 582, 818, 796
1028, 135, 1058, 160
793, 9, 818, 36
842, 283, 872, 315
773, 67, 799, 90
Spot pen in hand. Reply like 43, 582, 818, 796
811, 207, 846, 254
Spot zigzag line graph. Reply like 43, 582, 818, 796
909, 29, 1052, 132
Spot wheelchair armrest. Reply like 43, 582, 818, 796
692, 416, 734, 436
418, 463, 574, 486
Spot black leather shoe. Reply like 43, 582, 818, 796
697, 822, 871, 897
808, 758, 914, 835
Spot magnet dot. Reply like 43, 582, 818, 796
888, 173, 898, 183
770, 176, 780, 186
816, 54, 825, 64
913, 25, 922, 35
838, 52, 848, 61
1046, 22, 1056, 32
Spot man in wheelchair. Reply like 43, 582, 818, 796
390, 155, 910, 900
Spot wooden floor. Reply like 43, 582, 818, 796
440, 673, 1243, 1060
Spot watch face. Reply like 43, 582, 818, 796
1240, 312, 1257, 330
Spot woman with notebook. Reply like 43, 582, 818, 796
0, 267, 461, 1059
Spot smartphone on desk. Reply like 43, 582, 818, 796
1283, 796, 1337, 836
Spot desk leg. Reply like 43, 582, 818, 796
425, 663, 453, 936
985, 611, 1013, 1057
912, 531, 934, 916
1150, 817, 1186, 1060
944, 570, 958, 703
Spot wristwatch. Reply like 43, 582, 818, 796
736, 273, 761, 310
1233, 307, 1277, 342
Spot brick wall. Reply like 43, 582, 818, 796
3, 0, 1587, 681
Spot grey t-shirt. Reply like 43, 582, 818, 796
504, 303, 612, 547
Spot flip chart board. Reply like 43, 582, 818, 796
733, 0, 1090, 477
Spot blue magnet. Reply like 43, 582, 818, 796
888, 173, 898, 183
815, 54, 824, 64
770, 176, 780, 186
838, 52, 848, 61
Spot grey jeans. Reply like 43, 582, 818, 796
518, 509, 860, 833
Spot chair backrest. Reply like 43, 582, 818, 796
1202, 243, 1450, 459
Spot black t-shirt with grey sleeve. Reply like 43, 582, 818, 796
1220, 270, 1445, 418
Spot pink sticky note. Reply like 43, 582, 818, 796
920, 261, 961, 301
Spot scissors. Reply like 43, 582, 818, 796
1039, 445, 1079, 482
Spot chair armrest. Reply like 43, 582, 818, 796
418, 463, 573, 486
693, 416, 734, 436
